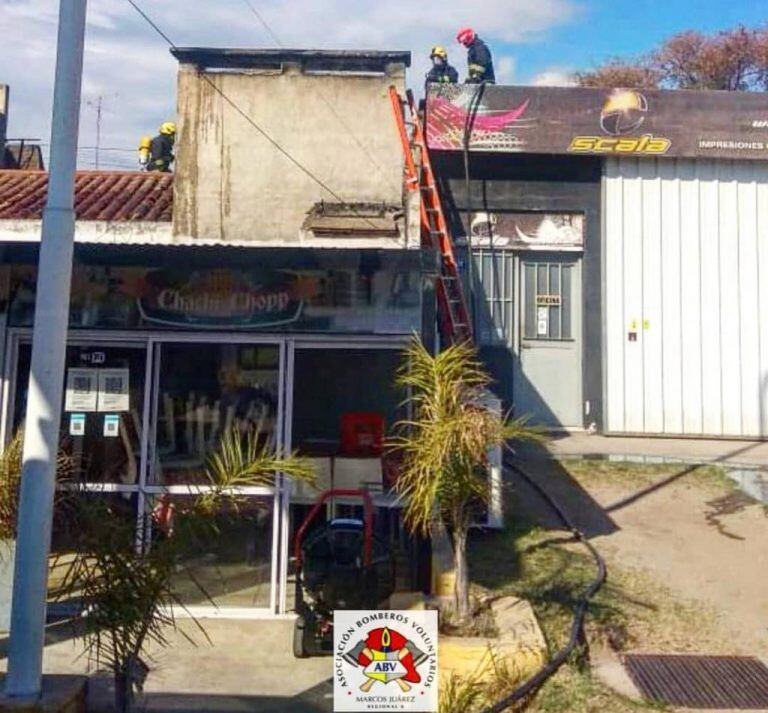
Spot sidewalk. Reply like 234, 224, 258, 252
1, 619, 334, 712
518, 432, 768, 469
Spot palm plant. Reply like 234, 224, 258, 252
58, 427, 314, 713
392, 338, 544, 621
0, 432, 23, 545
0, 431, 74, 543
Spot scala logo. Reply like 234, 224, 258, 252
600, 89, 648, 136
568, 89, 672, 155
335, 611, 438, 712
569, 134, 672, 155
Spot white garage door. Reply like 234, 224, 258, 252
604, 157, 768, 437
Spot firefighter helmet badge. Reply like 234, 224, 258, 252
343, 626, 429, 692
335, 611, 438, 712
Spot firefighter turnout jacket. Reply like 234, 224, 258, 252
466, 37, 495, 84
149, 133, 175, 172
426, 63, 459, 84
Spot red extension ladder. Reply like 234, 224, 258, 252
388, 87, 473, 346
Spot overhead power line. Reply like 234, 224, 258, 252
236, 0, 400, 194
125, 0, 372, 209
241, 0, 283, 47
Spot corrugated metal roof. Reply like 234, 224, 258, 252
0, 170, 172, 222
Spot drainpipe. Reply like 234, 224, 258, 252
5, 0, 87, 699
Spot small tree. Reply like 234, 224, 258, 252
576, 58, 661, 89
391, 339, 543, 621
577, 24, 768, 91
58, 427, 314, 713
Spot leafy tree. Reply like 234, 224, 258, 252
654, 28, 756, 90
575, 59, 660, 89
391, 339, 544, 622
577, 24, 768, 91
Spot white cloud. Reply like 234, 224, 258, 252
530, 68, 577, 87
1, 0, 579, 169
495, 56, 516, 85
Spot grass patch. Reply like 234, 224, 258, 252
459, 459, 733, 712
559, 459, 736, 497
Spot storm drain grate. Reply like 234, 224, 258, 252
623, 654, 768, 709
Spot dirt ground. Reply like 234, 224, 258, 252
512, 458, 768, 657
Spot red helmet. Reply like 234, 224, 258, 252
456, 27, 476, 46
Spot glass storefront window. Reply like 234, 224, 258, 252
47, 492, 139, 611
151, 343, 280, 486
13, 344, 146, 485
147, 495, 274, 610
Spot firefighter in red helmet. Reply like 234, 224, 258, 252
456, 27, 495, 84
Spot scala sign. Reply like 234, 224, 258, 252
427, 84, 768, 160
137, 268, 304, 329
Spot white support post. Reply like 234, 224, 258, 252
5, 0, 87, 698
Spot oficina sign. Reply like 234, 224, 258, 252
137, 268, 304, 329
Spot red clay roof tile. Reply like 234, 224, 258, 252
0, 170, 173, 222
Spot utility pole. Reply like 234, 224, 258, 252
5, 0, 87, 699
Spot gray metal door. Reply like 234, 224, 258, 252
514, 257, 582, 428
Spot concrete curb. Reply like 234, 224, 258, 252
439, 596, 548, 684
0, 676, 87, 713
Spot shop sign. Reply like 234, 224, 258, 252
8, 263, 422, 335
427, 84, 768, 160
462, 212, 583, 251
136, 269, 304, 329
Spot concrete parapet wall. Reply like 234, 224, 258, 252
174, 62, 406, 245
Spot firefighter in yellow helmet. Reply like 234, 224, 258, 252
425, 46, 458, 84
142, 122, 176, 172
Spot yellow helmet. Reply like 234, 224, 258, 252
430, 46, 448, 60
160, 122, 176, 136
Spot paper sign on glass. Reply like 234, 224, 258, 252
103, 414, 120, 438
69, 413, 86, 437
64, 369, 98, 412
97, 369, 130, 413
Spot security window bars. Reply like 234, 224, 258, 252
524, 261, 574, 341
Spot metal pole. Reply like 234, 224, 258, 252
5, 0, 87, 698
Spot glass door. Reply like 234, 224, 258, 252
145, 339, 284, 615
9, 338, 149, 611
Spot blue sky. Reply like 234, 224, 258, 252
1, 0, 766, 169
517, 0, 768, 83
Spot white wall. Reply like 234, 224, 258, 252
605, 157, 768, 437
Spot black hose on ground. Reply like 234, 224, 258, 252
480, 454, 608, 712
458, 82, 606, 708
